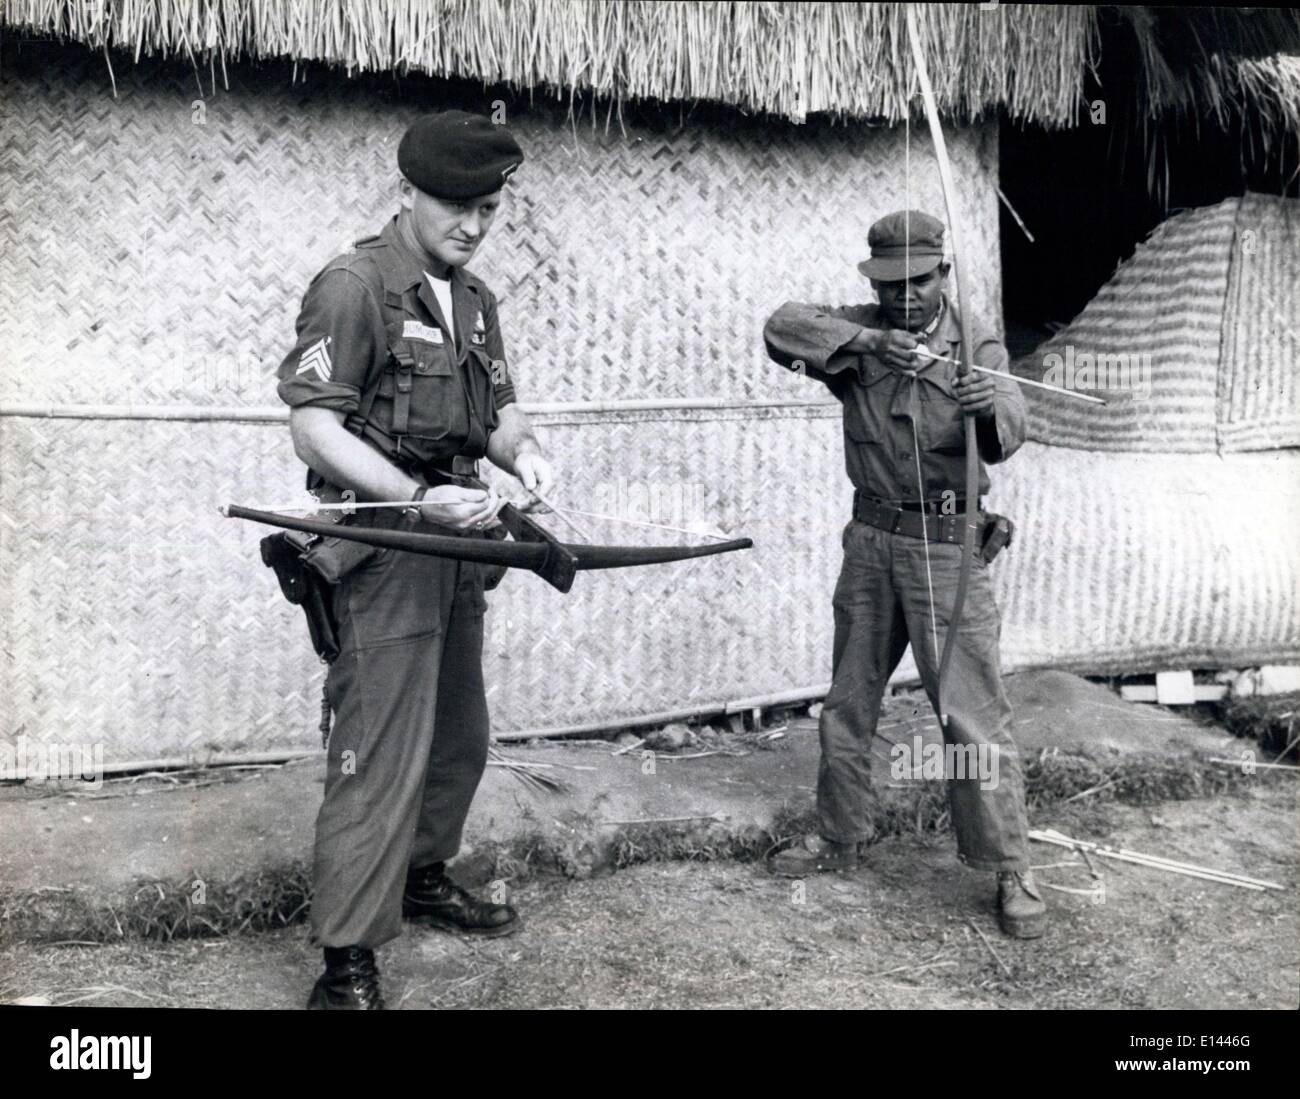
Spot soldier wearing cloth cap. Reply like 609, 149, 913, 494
276, 111, 551, 1008
762, 210, 1047, 938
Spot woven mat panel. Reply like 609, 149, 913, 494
0, 415, 323, 762
1217, 193, 1300, 452
1010, 198, 1239, 453
4, 411, 1298, 764
0, 410, 849, 762
986, 443, 1300, 674
0, 53, 1001, 410
5, 52, 1295, 766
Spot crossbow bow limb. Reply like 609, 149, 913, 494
221, 479, 752, 595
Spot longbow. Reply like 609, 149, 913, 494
904, 4, 982, 730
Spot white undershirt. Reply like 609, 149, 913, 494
424, 273, 455, 344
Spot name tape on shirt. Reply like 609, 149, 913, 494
295, 336, 333, 381
402, 320, 444, 344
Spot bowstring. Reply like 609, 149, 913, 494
540, 502, 735, 542
904, 44, 941, 668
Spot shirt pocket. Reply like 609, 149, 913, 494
464, 347, 501, 434
843, 368, 894, 444
917, 383, 966, 454
377, 337, 461, 444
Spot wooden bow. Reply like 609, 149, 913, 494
904, 4, 982, 729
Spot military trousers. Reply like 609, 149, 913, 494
817, 519, 1029, 871
310, 512, 491, 949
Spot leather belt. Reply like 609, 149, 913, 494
426, 455, 480, 479
853, 492, 983, 544
892, 498, 970, 514
396, 454, 480, 483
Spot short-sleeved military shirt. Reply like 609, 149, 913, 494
276, 216, 516, 467
763, 293, 1026, 501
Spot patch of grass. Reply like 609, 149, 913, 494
1219, 692, 1299, 758
1023, 750, 1258, 807
610, 823, 772, 869
597, 751, 1275, 874
1, 863, 312, 947
1, 750, 1280, 946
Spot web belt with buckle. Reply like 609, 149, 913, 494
852, 492, 983, 545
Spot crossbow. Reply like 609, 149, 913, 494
221, 473, 752, 594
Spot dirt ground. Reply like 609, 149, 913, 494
3, 783, 1294, 1010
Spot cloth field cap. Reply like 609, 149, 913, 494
397, 110, 524, 200
856, 209, 947, 281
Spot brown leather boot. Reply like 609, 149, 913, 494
768, 834, 862, 877
997, 869, 1048, 939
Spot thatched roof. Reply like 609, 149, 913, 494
5, 2, 1299, 143
3, 1, 1095, 125
1104, 7, 1300, 133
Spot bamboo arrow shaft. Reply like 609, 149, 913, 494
224, 503, 547, 566
1030, 829, 1282, 890
232, 499, 424, 513
544, 503, 736, 542
911, 349, 1108, 404
227, 496, 737, 542
527, 488, 593, 541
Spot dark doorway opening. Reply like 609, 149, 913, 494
998, 23, 1299, 360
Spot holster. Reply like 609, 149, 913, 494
979, 512, 1014, 564
260, 529, 384, 662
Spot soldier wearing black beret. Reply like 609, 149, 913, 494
276, 110, 554, 1009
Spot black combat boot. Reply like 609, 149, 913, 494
402, 862, 520, 937
307, 946, 385, 1010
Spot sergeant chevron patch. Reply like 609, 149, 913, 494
296, 336, 333, 381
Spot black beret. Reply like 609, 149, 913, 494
397, 111, 524, 199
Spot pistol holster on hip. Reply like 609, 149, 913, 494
260, 530, 383, 662
261, 531, 341, 662
979, 513, 1014, 564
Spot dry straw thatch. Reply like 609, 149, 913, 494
4, 0, 1097, 124
1111, 6, 1300, 133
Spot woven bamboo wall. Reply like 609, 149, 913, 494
985, 444, 1300, 674
4, 52, 1297, 766
1219, 194, 1300, 452
7, 411, 1296, 764
0, 51, 1003, 762
1012, 194, 1300, 453
0, 409, 851, 760
0, 53, 1002, 409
